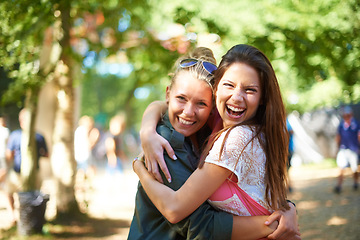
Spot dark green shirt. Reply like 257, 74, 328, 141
128, 114, 233, 240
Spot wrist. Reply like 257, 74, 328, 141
139, 127, 156, 142
286, 199, 296, 208
286, 200, 298, 215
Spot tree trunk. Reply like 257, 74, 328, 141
51, 61, 78, 214
20, 89, 39, 191
50, 3, 79, 215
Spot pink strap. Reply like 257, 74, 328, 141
228, 179, 272, 240
228, 178, 271, 216
210, 176, 271, 216
209, 178, 271, 240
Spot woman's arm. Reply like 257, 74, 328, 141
232, 215, 278, 240
134, 160, 279, 239
133, 159, 230, 223
140, 101, 175, 183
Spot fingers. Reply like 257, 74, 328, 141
274, 233, 301, 240
266, 207, 300, 240
144, 137, 173, 183
158, 159, 171, 183
140, 130, 173, 184
144, 156, 151, 172
265, 211, 281, 226
150, 160, 163, 184
273, 233, 301, 240
160, 141, 175, 182
163, 141, 176, 161
266, 212, 284, 239
144, 151, 165, 184
146, 151, 171, 183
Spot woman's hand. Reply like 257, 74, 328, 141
140, 128, 175, 183
139, 101, 175, 184
265, 203, 301, 240
268, 220, 279, 232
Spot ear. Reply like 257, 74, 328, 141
166, 86, 170, 104
214, 87, 218, 101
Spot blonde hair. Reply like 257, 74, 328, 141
168, 47, 216, 90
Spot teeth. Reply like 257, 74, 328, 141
179, 118, 194, 125
227, 105, 244, 112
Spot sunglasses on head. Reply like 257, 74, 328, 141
179, 58, 217, 75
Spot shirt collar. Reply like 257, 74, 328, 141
162, 113, 185, 150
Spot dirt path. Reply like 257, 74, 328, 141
289, 166, 359, 240
0, 164, 359, 240
0, 166, 139, 240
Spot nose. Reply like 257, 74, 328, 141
232, 89, 244, 102
183, 103, 195, 117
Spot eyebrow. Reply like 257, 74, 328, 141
223, 79, 260, 88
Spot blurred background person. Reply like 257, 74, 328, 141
105, 114, 128, 179
0, 116, 10, 185
91, 114, 108, 170
287, 116, 294, 193
74, 115, 100, 181
74, 115, 100, 211
334, 106, 360, 194
0, 115, 10, 222
5, 109, 48, 225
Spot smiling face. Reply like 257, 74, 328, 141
215, 62, 262, 128
166, 71, 213, 137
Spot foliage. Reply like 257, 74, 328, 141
80, 0, 360, 122
1, 0, 359, 125
0, 1, 54, 105
263, 0, 360, 112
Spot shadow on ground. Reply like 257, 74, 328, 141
49, 216, 130, 239
290, 167, 359, 240
0, 214, 131, 240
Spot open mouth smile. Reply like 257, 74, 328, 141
178, 117, 195, 126
226, 105, 245, 118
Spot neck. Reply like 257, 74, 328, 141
189, 134, 199, 151
344, 117, 352, 124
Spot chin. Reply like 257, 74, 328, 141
182, 128, 198, 137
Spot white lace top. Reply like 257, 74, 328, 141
205, 125, 272, 216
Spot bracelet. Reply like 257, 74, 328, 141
132, 157, 137, 169
132, 155, 145, 169
286, 199, 296, 208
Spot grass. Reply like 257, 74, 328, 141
0, 225, 52, 240
300, 158, 337, 170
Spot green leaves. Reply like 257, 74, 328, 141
1, 0, 359, 121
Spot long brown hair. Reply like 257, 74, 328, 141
200, 44, 289, 211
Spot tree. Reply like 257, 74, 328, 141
0, 1, 55, 193
146, 0, 360, 112
257, 0, 360, 112
0, 0, 169, 217
0, 0, 196, 218
216, 0, 360, 112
